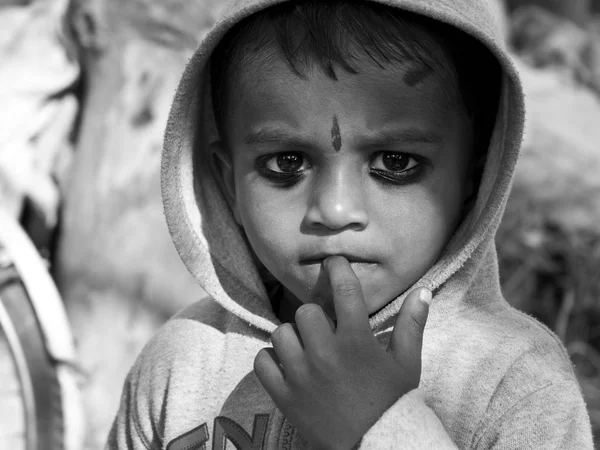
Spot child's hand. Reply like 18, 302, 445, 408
254, 256, 431, 450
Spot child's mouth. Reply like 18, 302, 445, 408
299, 255, 379, 275
299, 253, 377, 266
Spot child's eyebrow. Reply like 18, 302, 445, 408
359, 128, 443, 148
243, 126, 442, 148
243, 127, 311, 147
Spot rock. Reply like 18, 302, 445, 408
57, 1, 222, 448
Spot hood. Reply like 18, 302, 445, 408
161, 0, 525, 334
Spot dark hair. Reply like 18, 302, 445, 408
210, 0, 501, 159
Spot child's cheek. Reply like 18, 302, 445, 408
237, 186, 303, 261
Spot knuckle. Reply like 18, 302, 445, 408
313, 345, 335, 365
307, 346, 335, 372
409, 311, 427, 333
334, 280, 360, 297
271, 323, 291, 343
295, 303, 321, 322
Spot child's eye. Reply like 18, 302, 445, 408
369, 151, 425, 184
256, 152, 310, 185
371, 152, 418, 172
264, 152, 309, 173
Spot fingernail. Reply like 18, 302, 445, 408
419, 288, 432, 306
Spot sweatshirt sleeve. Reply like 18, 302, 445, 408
358, 388, 458, 449
105, 369, 155, 450
358, 379, 594, 449
475, 380, 594, 449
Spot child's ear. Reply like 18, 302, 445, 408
210, 141, 242, 225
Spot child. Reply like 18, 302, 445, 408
107, 0, 594, 448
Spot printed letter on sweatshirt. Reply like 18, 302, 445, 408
167, 423, 210, 450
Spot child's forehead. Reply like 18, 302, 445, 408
232, 48, 460, 121
209, 2, 485, 146
227, 55, 469, 151
224, 22, 463, 119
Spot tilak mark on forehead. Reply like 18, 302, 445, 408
331, 115, 342, 152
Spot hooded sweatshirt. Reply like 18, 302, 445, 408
106, 0, 594, 448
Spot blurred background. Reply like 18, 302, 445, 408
0, 0, 599, 449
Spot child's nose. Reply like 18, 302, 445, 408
304, 170, 369, 231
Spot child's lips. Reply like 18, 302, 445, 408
347, 261, 378, 269
299, 255, 380, 275
299, 253, 378, 266
300, 259, 377, 266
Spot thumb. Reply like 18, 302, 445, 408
387, 288, 431, 364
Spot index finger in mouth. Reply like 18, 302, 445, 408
322, 256, 369, 332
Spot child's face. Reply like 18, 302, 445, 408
215, 53, 474, 319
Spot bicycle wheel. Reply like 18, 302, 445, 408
0, 208, 83, 450
0, 264, 63, 449
0, 315, 25, 449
